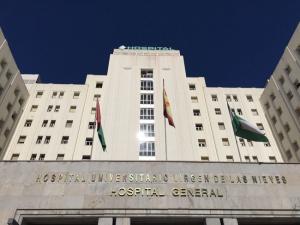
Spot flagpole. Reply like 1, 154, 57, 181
90, 99, 97, 160
227, 103, 242, 162
163, 79, 168, 161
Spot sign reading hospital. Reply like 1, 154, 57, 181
118, 45, 173, 50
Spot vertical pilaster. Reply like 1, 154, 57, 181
98, 218, 113, 225
205, 218, 221, 225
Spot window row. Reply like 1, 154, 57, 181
211, 94, 254, 102
192, 108, 259, 117
10, 153, 92, 161
18, 135, 69, 144
197, 138, 270, 147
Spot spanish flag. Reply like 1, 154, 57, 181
163, 85, 175, 127
96, 98, 107, 151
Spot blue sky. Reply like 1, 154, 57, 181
0, 0, 300, 87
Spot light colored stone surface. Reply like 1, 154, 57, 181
223, 218, 238, 225
206, 218, 221, 225
0, 161, 300, 224
116, 218, 130, 225
98, 217, 113, 225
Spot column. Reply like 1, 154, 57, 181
98, 218, 113, 225
223, 218, 238, 225
205, 218, 221, 225
116, 217, 130, 225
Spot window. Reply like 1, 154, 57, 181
59, 91, 64, 98
276, 107, 282, 116
140, 94, 154, 104
56, 154, 65, 160
292, 141, 299, 152
278, 76, 284, 85
69, 105, 76, 112
278, 132, 284, 141
284, 65, 291, 75
0, 59, 7, 69
30, 154, 37, 160
6, 103, 12, 112
233, 95, 238, 102
256, 123, 264, 130
88, 122, 95, 129
201, 156, 209, 161
189, 84, 196, 90
36, 136, 43, 144
251, 109, 258, 115
140, 124, 155, 137
44, 136, 51, 144
252, 156, 259, 163
294, 79, 300, 90
6, 71, 12, 80
42, 120, 48, 127
296, 107, 300, 119
18, 136, 26, 144
82, 155, 91, 160
36, 91, 43, 98
73, 92, 80, 99
39, 154, 45, 160
50, 120, 56, 127
239, 138, 245, 146
195, 123, 203, 131
0, 119, 3, 131
91, 107, 96, 114
244, 156, 250, 162
215, 108, 221, 115
61, 136, 69, 144
237, 109, 243, 115
141, 69, 153, 78
140, 108, 154, 120
193, 109, 200, 116
47, 105, 53, 112
96, 82, 103, 88
141, 80, 153, 90
218, 122, 225, 130
93, 94, 101, 100
65, 120, 73, 128
139, 141, 155, 156
247, 140, 253, 147
19, 98, 24, 106
284, 123, 290, 133
11, 112, 17, 121
198, 139, 206, 147
211, 95, 218, 101
85, 138, 93, 146
54, 105, 60, 112
269, 156, 277, 163
4, 129, 10, 138
222, 138, 230, 146
14, 88, 20, 97
52, 91, 57, 98
270, 93, 276, 101
10, 154, 19, 160
191, 96, 198, 103
286, 91, 293, 100
226, 95, 231, 102
264, 102, 270, 110
24, 120, 32, 127
246, 95, 253, 102
264, 142, 271, 147
226, 155, 234, 162
286, 150, 292, 160
296, 45, 300, 58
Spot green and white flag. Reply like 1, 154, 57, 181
227, 103, 268, 142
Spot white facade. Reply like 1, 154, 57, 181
4, 48, 282, 162
260, 23, 300, 162
0, 28, 29, 159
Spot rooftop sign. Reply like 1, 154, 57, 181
118, 45, 173, 50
